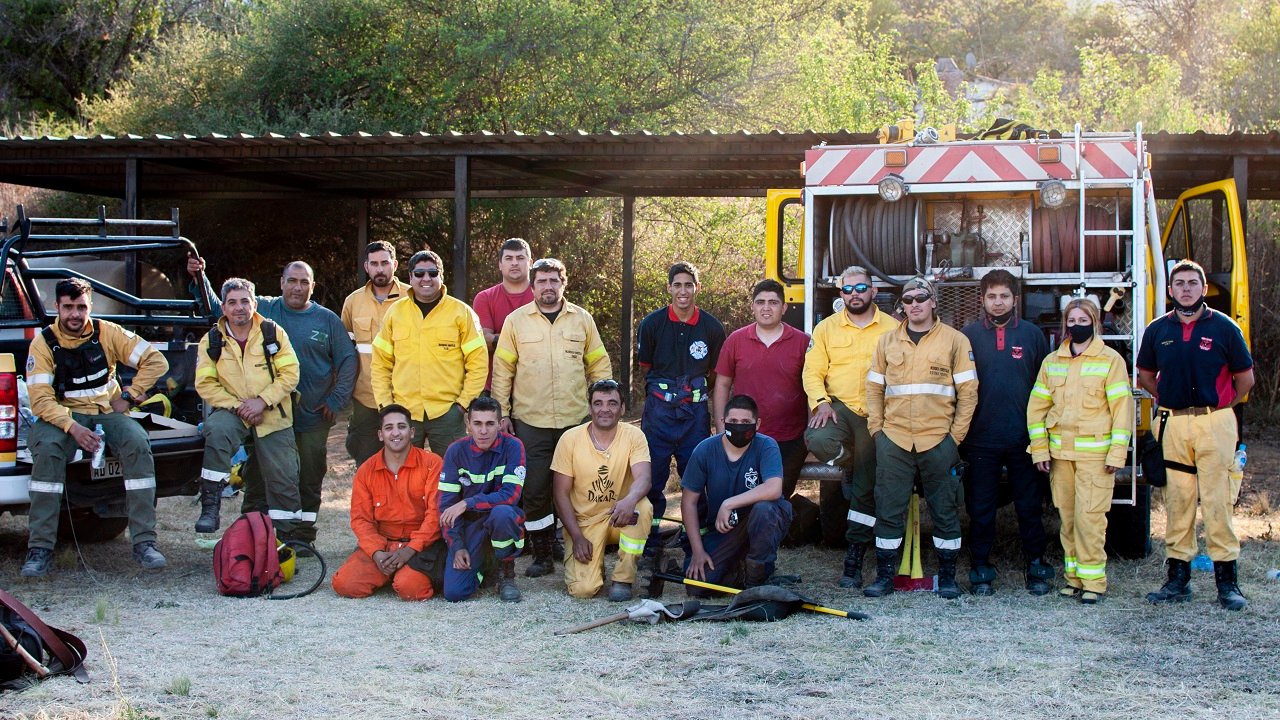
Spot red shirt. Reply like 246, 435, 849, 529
714, 323, 810, 442
473, 282, 534, 389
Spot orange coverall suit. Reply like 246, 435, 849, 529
333, 447, 444, 601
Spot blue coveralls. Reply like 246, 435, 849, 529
438, 432, 527, 602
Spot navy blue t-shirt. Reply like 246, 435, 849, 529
961, 316, 1049, 449
681, 433, 782, 534
1136, 309, 1252, 410
636, 306, 726, 384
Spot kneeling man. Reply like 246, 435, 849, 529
333, 404, 443, 601
439, 396, 526, 603
683, 394, 793, 590
551, 379, 652, 601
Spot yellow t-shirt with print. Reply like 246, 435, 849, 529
550, 422, 651, 522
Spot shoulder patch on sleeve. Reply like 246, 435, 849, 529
514, 466, 527, 480
969, 351, 974, 361
25, 355, 35, 373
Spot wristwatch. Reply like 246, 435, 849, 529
120, 391, 142, 407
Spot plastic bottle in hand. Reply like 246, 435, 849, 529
90, 424, 107, 469
1229, 444, 1247, 485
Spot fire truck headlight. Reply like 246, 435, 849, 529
878, 174, 907, 202
1040, 179, 1067, 208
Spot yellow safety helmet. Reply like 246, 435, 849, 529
277, 543, 297, 582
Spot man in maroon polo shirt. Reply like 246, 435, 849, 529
712, 279, 810, 509
473, 238, 534, 391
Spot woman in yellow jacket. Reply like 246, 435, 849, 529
1027, 299, 1132, 604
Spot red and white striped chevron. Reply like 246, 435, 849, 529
804, 140, 1138, 187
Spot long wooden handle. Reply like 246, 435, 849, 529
0, 621, 49, 678
554, 611, 631, 636
656, 573, 867, 621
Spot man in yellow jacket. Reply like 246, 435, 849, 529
194, 278, 305, 538
371, 250, 487, 455
864, 277, 978, 600
341, 240, 411, 464
21, 279, 170, 577
802, 265, 896, 587
491, 258, 613, 577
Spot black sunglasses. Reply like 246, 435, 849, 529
590, 379, 621, 392
900, 293, 932, 305
840, 283, 871, 294
412, 267, 441, 278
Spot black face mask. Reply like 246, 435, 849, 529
1068, 324, 1094, 344
1171, 295, 1206, 316
988, 309, 1015, 325
724, 422, 757, 448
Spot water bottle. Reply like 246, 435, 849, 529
1229, 444, 1247, 484
1192, 552, 1213, 572
90, 424, 107, 469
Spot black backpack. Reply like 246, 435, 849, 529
0, 588, 89, 690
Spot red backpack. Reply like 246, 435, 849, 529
213, 511, 283, 597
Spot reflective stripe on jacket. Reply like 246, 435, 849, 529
1027, 337, 1133, 467
370, 288, 487, 421
866, 320, 978, 451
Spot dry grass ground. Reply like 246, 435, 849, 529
1, 423, 1277, 720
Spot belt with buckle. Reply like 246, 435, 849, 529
1167, 406, 1215, 417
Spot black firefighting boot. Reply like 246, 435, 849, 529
936, 548, 961, 599
498, 558, 522, 603
1025, 558, 1054, 596
838, 543, 867, 589
194, 480, 226, 533
1145, 558, 1193, 605
524, 529, 555, 578
1213, 560, 1248, 611
969, 563, 997, 596
863, 549, 898, 598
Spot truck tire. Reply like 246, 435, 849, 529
818, 481, 847, 548
1104, 484, 1152, 559
56, 508, 129, 543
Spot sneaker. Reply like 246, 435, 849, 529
20, 547, 55, 578
132, 541, 167, 570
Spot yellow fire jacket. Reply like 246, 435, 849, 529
370, 289, 487, 421
1027, 337, 1133, 467
341, 279, 411, 409
866, 320, 978, 451
196, 314, 301, 437
27, 318, 168, 432
802, 308, 897, 414
491, 301, 612, 428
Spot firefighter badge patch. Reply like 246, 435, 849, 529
1199, 337, 1213, 351
1011, 346, 1023, 359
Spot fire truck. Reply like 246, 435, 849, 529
766, 123, 1249, 557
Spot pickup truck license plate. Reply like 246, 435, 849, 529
91, 458, 122, 480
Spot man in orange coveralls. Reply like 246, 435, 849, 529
332, 403, 444, 600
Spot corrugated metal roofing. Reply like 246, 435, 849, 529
0, 129, 1277, 199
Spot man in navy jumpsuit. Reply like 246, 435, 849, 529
439, 396, 526, 602
636, 262, 726, 563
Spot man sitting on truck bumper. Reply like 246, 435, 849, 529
22, 278, 169, 577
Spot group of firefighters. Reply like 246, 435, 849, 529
17, 238, 1254, 612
